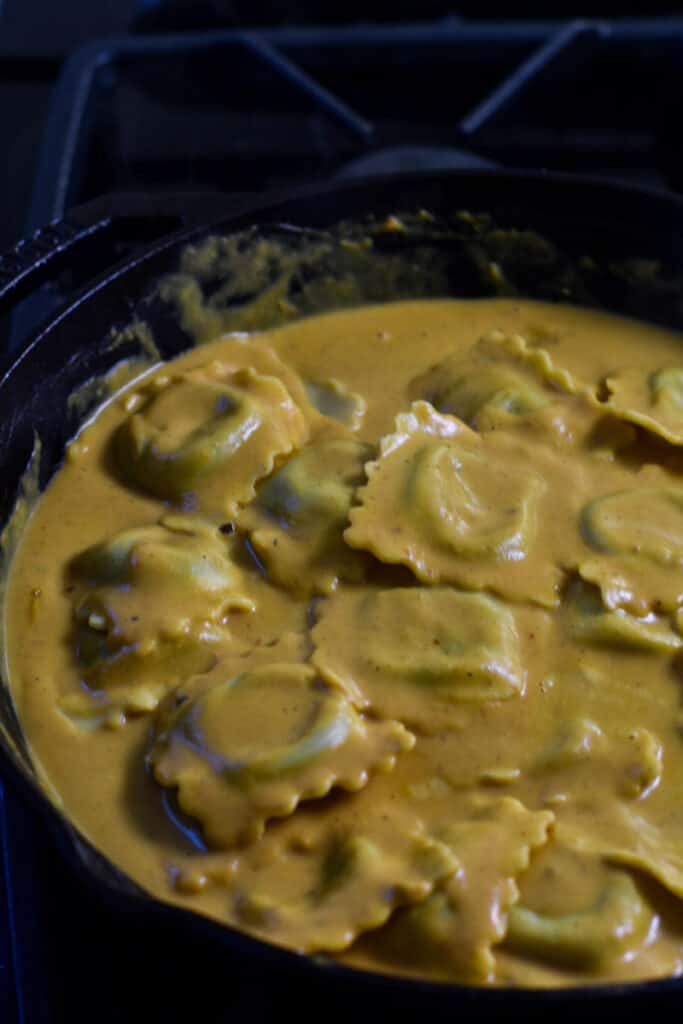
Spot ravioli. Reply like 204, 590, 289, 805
70, 514, 254, 632
149, 662, 414, 849
579, 487, 683, 613
238, 440, 373, 595
116, 363, 308, 515
564, 578, 682, 653
557, 803, 683, 905
603, 366, 683, 445
62, 515, 254, 724
409, 330, 592, 442
312, 587, 524, 727
533, 717, 665, 804
345, 401, 576, 606
228, 807, 459, 953
361, 797, 554, 982
506, 869, 655, 972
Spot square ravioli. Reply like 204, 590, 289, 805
344, 401, 579, 607
312, 586, 525, 728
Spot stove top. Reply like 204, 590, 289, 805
2, 9, 683, 1020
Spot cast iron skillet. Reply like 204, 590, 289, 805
2, 170, 683, 1014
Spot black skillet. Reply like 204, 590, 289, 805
2, 170, 683, 1016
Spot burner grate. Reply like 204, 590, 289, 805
26, 18, 683, 237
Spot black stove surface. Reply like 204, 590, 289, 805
3, 7, 683, 1021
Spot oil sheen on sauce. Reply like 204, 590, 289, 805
7, 297, 683, 988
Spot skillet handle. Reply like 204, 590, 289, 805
0, 191, 248, 322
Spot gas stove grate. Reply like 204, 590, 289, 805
26, 17, 683, 236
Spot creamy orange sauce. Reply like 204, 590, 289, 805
7, 297, 683, 987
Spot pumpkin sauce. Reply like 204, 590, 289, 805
7, 297, 683, 988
